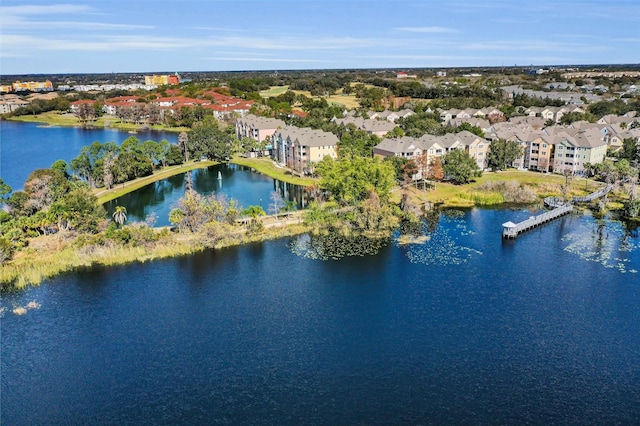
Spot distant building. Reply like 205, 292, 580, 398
0, 95, 30, 113
396, 72, 417, 79
9, 80, 53, 92
436, 71, 447, 77
144, 73, 180, 86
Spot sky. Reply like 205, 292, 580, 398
1, 0, 639, 75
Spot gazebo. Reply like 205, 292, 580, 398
502, 221, 517, 238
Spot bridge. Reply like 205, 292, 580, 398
502, 185, 613, 239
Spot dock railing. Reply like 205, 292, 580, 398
503, 185, 614, 239
502, 204, 573, 238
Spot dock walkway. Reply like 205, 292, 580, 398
502, 185, 612, 239
502, 203, 573, 239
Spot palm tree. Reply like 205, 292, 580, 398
112, 205, 127, 227
242, 205, 266, 233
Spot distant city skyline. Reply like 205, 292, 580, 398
1, 0, 639, 75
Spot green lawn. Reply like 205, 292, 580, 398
259, 86, 291, 98
258, 86, 361, 109
397, 169, 602, 208
231, 156, 315, 187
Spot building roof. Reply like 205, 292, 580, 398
275, 126, 338, 147
237, 114, 285, 130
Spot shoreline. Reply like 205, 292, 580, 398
5, 113, 189, 133
95, 157, 315, 204
95, 160, 218, 204
0, 221, 313, 290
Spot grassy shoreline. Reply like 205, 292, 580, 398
1, 223, 312, 290
396, 170, 604, 208
95, 160, 217, 204
231, 157, 315, 186
96, 157, 313, 204
6, 112, 189, 133
1, 168, 625, 290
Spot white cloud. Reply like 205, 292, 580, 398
1, 33, 389, 54
0, 3, 152, 31
205, 57, 329, 63
396, 26, 457, 33
0, 4, 93, 15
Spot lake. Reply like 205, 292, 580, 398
0, 121, 178, 190
1, 121, 303, 225
104, 164, 307, 227
2, 208, 639, 425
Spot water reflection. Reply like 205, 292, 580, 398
563, 217, 640, 273
290, 232, 391, 260
105, 164, 307, 226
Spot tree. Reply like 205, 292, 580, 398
178, 131, 190, 162
112, 206, 127, 227
24, 168, 69, 212
166, 144, 185, 166
337, 126, 380, 158
454, 122, 485, 137
242, 205, 266, 233
427, 156, 444, 181
0, 178, 12, 201
383, 156, 409, 183
60, 187, 106, 233
139, 140, 162, 169
188, 118, 231, 161
618, 138, 639, 165
74, 102, 95, 123
487, 139, 524, 171
385, 126, 405, 139
316, 156, 396, 204
442, 149, 482, 184
402, 159, 419, 183
269, 191, 284, 218
169, 191, 209, 232
70, 147, 95, 187
51, 160, 69, 179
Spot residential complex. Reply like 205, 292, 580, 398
144, 73, 181, 86
272, 127, 339, 174
0, 80, 54, 93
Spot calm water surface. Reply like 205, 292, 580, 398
104, 164, 306, 227
2, 209, 639, 425
0, 121, 178, 190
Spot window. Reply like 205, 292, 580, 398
542, 144, 547, 148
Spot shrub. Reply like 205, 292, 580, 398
0, 237, 14, 263
476, 180, 537, 203
622, 199, 640, 219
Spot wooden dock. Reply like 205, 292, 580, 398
502, 185, 612, 239
573, 185, 613, 203
502, 204, 573, 239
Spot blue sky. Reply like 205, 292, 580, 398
1, 0, 639, 75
